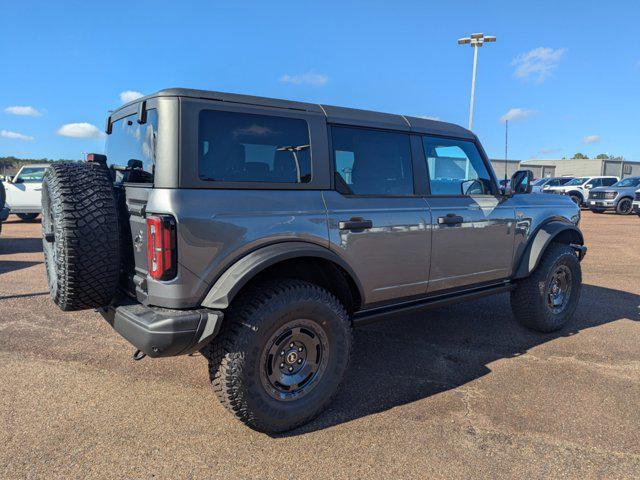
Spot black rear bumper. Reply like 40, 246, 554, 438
98, 300, 223, 358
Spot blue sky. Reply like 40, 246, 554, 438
1, 0, 639, 161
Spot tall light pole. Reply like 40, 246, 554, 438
458, 33, 496, 130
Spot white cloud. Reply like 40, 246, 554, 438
0, 129, 34, 141
500, 108, 535, 123
279, 72, 328, 86
582, 135, 601, 144
120, 90, 144, 103
4, 105, 42, 117
57, 122, 104, 139
512, 47, 566, 83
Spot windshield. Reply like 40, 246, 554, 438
105, 109, 158, 183
532, 178, 548, 186
16, 167, 46, 183
612, 177, 640, 188
564, 177, 589, 186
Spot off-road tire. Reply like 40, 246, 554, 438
0, 181, 5, 209
17, 213, 39, 221
510, 243, 581, 333
615, 198, 633, 215
203, 279, 352, 433
590, 209, 605, 214
41, 162, 120, 311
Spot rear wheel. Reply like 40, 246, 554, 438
615, 198, 633, 215
511, 243, 582, 333
42, 162, 120, 311
17, 213, 39, 221
203, 279, 352, 433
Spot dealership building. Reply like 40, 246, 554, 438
490, 158, 640, 180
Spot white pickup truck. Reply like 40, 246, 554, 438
3, 164, 48, 220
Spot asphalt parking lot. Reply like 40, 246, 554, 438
0, 211, 638, 479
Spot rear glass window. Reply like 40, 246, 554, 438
198, 110, 311, 183
105, 109, 158, 183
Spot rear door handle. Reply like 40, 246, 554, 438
338, 217, 373, 231
437, 213, 464, 225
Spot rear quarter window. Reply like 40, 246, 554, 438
198, 110, 312, 183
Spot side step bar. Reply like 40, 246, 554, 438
353, 283, 514, 327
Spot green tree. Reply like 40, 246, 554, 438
572, 153, 589, 159
595, 154, 609, 159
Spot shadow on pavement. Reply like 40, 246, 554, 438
0, 237, 43, 255
0, 260, 42, 275
278, 284, 639, 437
0, 291, 49, 301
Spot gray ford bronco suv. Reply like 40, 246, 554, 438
42, 89, 586, 433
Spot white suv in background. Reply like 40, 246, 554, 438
545, 176, 619, 206
3, 164, 48, 221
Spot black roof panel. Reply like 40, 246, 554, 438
116, 88, 474, 139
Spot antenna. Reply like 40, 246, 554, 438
504, 119, 509, 184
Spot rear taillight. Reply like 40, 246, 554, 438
146, 215, 177, 280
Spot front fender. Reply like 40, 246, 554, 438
201, 241, 364, 309
513, 221, 584, 279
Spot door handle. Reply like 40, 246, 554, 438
437, 213, 464, 225
338, 217, 373, 231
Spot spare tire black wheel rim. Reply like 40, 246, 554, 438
261, 319, 329, 402
546, 265, 572, 314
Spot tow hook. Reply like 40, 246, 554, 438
132, 349, 147, 361
570, 243, 587, 261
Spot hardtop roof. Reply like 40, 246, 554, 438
116, 88, 475, 140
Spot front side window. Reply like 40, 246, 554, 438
331, 126, 413, 195
198, 110, 311, 183
15, 167, 46, 183
422, 136, 492, 195
105, 109, 158, 183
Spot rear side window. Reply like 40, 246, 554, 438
331, 126, 413, 195
602, 178, 618, 186
198, 110, 311, 183
105, 109, 158, 183
422, 136, 492, 195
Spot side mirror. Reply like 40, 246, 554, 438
585, 184, 594, 189
508, 170, 533, 195
461, 179, 484, 196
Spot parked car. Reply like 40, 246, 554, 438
41, 88, 586, 433
587, 176, 640, 214
3, 164, 48, 220
531, 176, 574, 193
0, 181, 9, 234
545, 176, 619, 206
633, 189, 640, 216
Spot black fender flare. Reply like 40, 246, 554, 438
200, 241, 364, 309
513, 221, 585, 279
566, 190, 584, 202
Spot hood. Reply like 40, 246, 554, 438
592, 185, 638, 194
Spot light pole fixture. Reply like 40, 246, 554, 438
458, 33, 496, 130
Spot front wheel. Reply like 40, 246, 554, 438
615, 198, 633, 215
569, 194, 582, 205
203, 279, 352, 433
511, 243, 582, 332
590, 209, 605, 214
17, 213, 39, 221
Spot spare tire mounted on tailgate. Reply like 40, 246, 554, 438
42, 162, 120, 311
